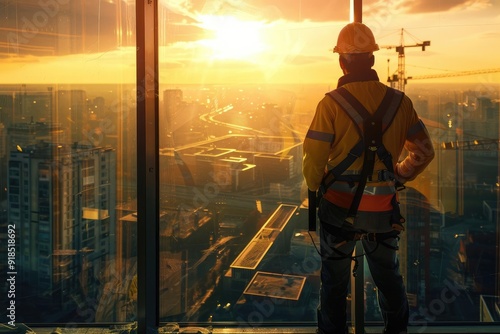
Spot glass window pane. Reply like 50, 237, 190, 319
0, 1, 136, 325
363, 8, 500, 326
157, 0, 343, 327
157, 0, 500, 330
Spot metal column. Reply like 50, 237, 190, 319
350, 2, 365, 333
137, 0, 160, 333
352, 0, 362, 23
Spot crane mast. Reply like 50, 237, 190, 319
382, 29, 430, 92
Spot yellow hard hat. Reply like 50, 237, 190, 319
333, 22, 379, 54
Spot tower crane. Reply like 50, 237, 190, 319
408, 68, 500, 80
381, 28, 430, 92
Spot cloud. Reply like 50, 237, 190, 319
400, 0, 492, 13
479, 31, 500, 39
246, 0, 350, 22
160, 0, 350, 23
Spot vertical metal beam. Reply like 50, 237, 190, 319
137, 1, 159, 333
352, 0, 362, 23
349, 2, 365, 332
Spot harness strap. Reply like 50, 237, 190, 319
310, 86, 406, 276
322, 87, 404, 191
330, 87, 402, 224
324, 224, 400, 246
308, 189, 317, 231
346, 144, 375, 223
318, 223, 400, 276
321, 140, 364, 191
390, 191, 406, 231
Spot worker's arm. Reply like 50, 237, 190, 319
395, 119, 435, 183
302, 98, 335, 191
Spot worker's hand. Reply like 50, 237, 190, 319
391, 221, 405, 232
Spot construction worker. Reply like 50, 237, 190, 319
302, 22, 435, 334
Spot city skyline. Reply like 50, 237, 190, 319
0, 81, 499, 325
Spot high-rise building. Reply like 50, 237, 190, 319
0, 209, 8, 283
0, 122, 6, 201
56, 90, 88, 145
8, 141, 116, 311
7, 122, 64, 152
0, 92, 15, 127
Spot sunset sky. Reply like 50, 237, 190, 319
1, 0, 500, 85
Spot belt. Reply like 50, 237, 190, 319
327, 182, 396, 195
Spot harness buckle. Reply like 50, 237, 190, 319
378, 169, 394, 182
344, 216, 356, 225
396, 182, 406, 191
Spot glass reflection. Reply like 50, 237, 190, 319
0, 0, 499, 330
0, 0, 136, 325
156, 0, 500, 328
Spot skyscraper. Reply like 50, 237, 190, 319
56, 90, 87, 145
8, 141, 116, 316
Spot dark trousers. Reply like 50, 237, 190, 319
317, 200, 409, 334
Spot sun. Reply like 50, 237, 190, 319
199, 15, 267, 61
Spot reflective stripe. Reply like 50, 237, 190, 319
328, 182, 396, 195
328, 90, 364, 130
407, 119, 426, 140
326, 168, 395, 182
329, 88, 403, 134
306, 129, 334, 143
328, 168, 387, 175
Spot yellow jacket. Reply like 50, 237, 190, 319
303, 71, 434, 211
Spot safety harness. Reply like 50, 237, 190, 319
309, 86, 407, 276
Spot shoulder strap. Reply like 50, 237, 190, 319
323, 87, 404, 223
323, 87, 403, 180
331, 87, 403, 136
